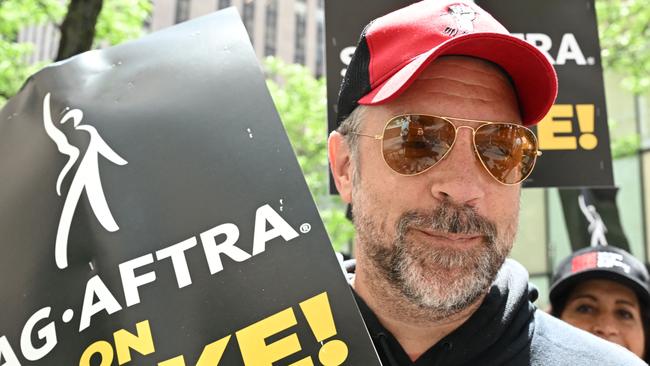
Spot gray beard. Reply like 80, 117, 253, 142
354, 200, 511, 321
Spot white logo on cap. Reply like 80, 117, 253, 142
443, 4, 477, 37
43, 93, 128, 269
597, 252, 631, 273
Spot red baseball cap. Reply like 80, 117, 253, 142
336, 0, 558, 126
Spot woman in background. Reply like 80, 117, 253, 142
549, 245, 650, 361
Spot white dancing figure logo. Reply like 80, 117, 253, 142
43, 93, 128, 269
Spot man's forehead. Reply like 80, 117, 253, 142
362, 57, 521, 123
418, 56, 512, 82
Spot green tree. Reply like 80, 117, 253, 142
595, 0, 649, 158
0, 0, 62, 104
596, 0, 650, 94
0, 0, 151, 106
265, 57, 355, 253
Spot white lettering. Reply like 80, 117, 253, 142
556, 33, 587, 65
597, 252, 631, 273
339, 46, 356, 77
20, 308, 56, 361
79, 275, 123, 332
155, 237, 197, 288
63, 203, 302, 336
119, 254, 157, 307
512, 33, 590, 66
201, 223, 250, 275
0, 336, 21, 366
252, 205, 299, 256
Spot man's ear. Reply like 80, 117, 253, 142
328, 131, 354, 203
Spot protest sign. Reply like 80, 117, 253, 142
325, 0, 613, 189
476, 0, 613, 187
0, 8, 381, 365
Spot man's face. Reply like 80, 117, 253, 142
331, 56, 523, 318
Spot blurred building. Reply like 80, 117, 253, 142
18, 0, 325, 77
151, 0, 325, 77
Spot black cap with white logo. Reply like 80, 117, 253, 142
549, 246, 650, 310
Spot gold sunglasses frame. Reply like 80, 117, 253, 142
350, 114, 542, 186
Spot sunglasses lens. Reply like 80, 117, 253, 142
474, 124, 538, 184
382, 115, 455, 175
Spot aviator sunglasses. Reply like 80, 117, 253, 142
349, 114, 541, 185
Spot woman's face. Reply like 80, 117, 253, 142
560, 279, 645, 358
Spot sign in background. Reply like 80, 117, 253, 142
476, 0, 613, 187
559, 187, 630, 251
325, 0, 613, 190
0, 8, 380, 366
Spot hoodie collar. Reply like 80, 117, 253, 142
351, 259, 537, 365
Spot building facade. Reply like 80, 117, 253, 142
150, 0, 325, 77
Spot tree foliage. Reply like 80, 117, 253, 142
596, 0, 650, 94
0, 0, 151, 106
265, 57, 355, 252
95, 0, 151, 46
0, 0, 63, 103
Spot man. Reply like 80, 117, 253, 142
328, 1, 646, 365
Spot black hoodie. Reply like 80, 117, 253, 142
345, 258, 647, 366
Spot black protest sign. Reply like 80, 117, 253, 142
324, 0, 414, 139
325, 0, 613, 189
0, 9, 381, 366
476, 0, 613, 187
325, 0, 415, 193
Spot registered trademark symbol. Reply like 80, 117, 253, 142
587, 56, 595, 65
300, 223, 311, 233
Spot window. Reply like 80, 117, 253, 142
242, 0, 255, 45
294, 12, 306, 64
175, 0, 191, 23
265, 0, 278, 56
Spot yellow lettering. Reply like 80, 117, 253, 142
196, 335, 231, 366
537, 104, 577, 150
156, 335, 230, 366
79, 340, 113, 366
236, 308, 301, 366
158, 355, 186, 366
575, 104, 598, 150
299, 292, 348, 366
288, 358, 314, 366
113, 320, 155, 365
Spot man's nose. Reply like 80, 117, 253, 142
428, 127, 486, 206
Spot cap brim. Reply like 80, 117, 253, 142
549, 269, 650, 309
357, 33, 558, 126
